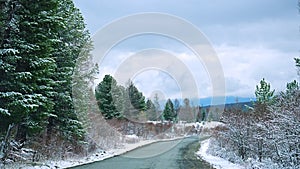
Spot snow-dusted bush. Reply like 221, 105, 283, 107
207, 138, 244, 164
123, 135, 140, 143
211, 79, 300, 169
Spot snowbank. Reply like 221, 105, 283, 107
202, 121, 224, 129
123, 134, 139, 143
177, 121, 224, 128
197, 139, 245, 169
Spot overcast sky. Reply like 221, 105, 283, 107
73, 0, 299, 101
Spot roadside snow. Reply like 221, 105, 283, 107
197, 139, 245, 169
202, 122, 224, 129
180, 121, 224, 128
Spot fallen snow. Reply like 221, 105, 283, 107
202, 121, 225, 129
177, 121, 224, 128
197, 139, 245, 169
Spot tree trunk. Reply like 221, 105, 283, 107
0, 124, 14, 160
15, 124, 27, 144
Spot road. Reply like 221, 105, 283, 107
70, 136, 214, 169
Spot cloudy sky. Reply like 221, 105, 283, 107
73, 0, 299, 102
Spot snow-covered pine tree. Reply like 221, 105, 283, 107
0, 0, 58, 141
46, 0, 93, 143
251, 78, 275, 161
254, 78, 275, 120
0, 0, 94, 149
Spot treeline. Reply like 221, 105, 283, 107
0, 0, 95, 161
95, 74, 165, 121
95, 74, 208, 123
212, 58, 300, 169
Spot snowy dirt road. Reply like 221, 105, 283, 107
70, 136, 214, 169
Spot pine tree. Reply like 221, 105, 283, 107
0, 0, 93, 145
0, 0, 59, 141
254, 78, 275, 117
95, 75, 122, 119
255, 78, 275, 104
47, 0, 94, 142
163, 99, 175, 121
127, 81, 146, 113
286, 80, 299, 94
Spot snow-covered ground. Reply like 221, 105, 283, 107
197, 139, 245, 169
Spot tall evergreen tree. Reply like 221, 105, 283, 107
0, 0, 59, 141
163, 99, 176, 121
127, 81, 146, 113
0, 0, 93, 144
95, 75, 122, 119
47, 0, 93, 142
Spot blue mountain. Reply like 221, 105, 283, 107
199, 96, 256, 106
156, 96, 256, 108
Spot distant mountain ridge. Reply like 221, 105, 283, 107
155, 96, 255, 110
199, 96, 255, 106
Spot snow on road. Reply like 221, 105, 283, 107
197, 139, 245, 169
